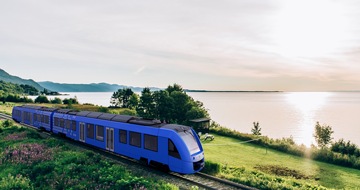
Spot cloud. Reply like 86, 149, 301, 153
134, 66, 146, 75
1, 0, 360, 90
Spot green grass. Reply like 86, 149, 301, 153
0, 102, 19, 114
202, 134, 360, 189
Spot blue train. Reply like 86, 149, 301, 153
12, 105, 205, 174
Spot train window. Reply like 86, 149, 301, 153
96, 125, 104, 141
33, 114, 37, 122
144, 134, 158, 152
129, 132, 141, 148
178, 130, 201, 155
37, 114, 41, 123
71, 121, 76, 131
60, 119, 65, 128
54, 117, 59, 126
119, 130, 127, 144
168, 139, 181, 159
25, 112, 31, 121
44, 116, 50, 124
87, 124, 94, 139
65, 120, 71, 129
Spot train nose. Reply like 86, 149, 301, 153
193, 158, 205, 171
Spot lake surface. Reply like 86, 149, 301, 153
33, 91, 360, 146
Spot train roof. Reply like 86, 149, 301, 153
17, 105, 191, 130
54, 109, 164, 128
18, 105, 58, 112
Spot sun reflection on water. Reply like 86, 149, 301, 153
285, 92, 332, 146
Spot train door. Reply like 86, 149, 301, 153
106, 128, 114, 151
168, 139, 182, 172
79, 122, 85, 142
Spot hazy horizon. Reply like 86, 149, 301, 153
1, 0, 360, 91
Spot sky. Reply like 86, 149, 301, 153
1, 0, 360, 91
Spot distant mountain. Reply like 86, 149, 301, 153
0, 69, 44, 91
38, 81, 161, 92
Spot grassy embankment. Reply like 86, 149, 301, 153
201, 134, 360, 189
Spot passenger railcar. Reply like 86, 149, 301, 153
11, 105, 205, 174
12, 105, 57, 132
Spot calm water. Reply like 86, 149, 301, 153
32, 92, 360, 146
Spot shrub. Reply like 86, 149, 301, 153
0, 174, 33, 190
118, 108, 137, 116
2, 119, 13, 128
34, 95, 50, 103
3, 143, 53, 165
50, 97, 62, 104
98, 106, 110, 113
63, 97, 79, 105
331, 139, 360, 157
202, 160, 221, 175
4, 132, 27, 141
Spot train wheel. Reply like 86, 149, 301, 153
140, 157, 148, 166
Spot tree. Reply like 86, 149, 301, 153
314, 122, 334, 148
50, 97, 62, 104
251, 121, 262, 136
153, 90, 173, 123
137, 88, 155, 118
166, 83, 184, 94
63, 97, 79, 105
109, 83, 210, 124
110, 88, 134, 108
35, 95, 50, 103
165, 84, 208, 125
128, 93, 139, 109
20, 84, 39, 95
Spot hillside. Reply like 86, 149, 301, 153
0, 81, 39, 95
38, 81, 161, 92
0, 69, 44, 91
0, 68, 161, 92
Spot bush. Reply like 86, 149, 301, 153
118, 108, 137, 116
34, 95, 49, 103
2, 94, 33, 103
202, 161, 221, 175
63, 97, 79, 105
0, 174, 33, 190
98, 106, 110, 113
331, 139, 360, 157
2, 119, 13, 128
50, 97, 62, 104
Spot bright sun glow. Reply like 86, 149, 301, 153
285, 92, 331, 146
270, 0, 350, 58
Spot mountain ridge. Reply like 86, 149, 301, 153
0, 69, 44, 91
38, 81, 161, 92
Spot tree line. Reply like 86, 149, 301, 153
110, 84, 209, 125
0, 80, 61, 104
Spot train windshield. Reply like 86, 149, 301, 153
178, 129, 200, 155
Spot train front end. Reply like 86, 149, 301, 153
179, 127, 205, 173
163, 124, 205, 174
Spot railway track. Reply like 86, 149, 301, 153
1, 113, 257, 190
0, 113, 12, 120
